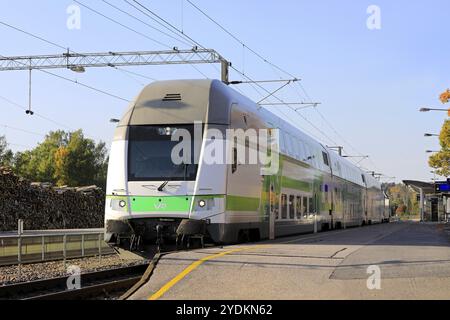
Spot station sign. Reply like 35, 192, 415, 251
435, 180, 450, 193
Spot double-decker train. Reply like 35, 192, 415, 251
104, 79, 388, 247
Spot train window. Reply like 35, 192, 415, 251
128, 124, 200, 181
281, 194, 288, 219
279, 132, 286, 154
322, 152, 329, 166
289, 195, 295, 219
309, 197, 314, 213
302, 196, 308, 217
287, 135, 295, 157
296, 196, 302, 219
297, 141, 306, 161
232, 147, 237, 174
361, 174, 366, 184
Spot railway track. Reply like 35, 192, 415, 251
0, 263, 150, 300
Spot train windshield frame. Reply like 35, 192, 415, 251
127, 124, 202, 182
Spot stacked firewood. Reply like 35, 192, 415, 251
0, 167, 105, 231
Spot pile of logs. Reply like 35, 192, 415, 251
0, 167, 105, 231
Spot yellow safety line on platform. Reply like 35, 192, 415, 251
148, 246, 268, 300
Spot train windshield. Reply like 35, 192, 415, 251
128, 125, 201, 181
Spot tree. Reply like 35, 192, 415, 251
429, 120, 450, 177
440, 89, 450, 104
14, 130, 108, 188
0, 135, 14, 167
386, 183, 419, 216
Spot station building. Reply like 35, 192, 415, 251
403, 180, 450, 222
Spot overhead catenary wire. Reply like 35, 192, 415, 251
0, 19, 155, 86
0, 95, 74, 131
0, 22, 137, 102
0, 95, 103, 141
0, 123, 46, 137
101, 0, 194, 47
120, 0, 213, 78
73, 0, 171, 49
0, 3, 341, 149
125, 0, 338, 145
1, 2, 383, 173
132, 0, 339, 145
74, 0, 210, 79
185, 0, 384, 171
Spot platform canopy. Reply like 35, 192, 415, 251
403, 180, 435, 194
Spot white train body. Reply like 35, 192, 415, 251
104, 79, 387, 245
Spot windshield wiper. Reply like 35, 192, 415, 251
157, 180, 169, 192
158, 163, 189, 191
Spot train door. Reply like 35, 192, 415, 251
269, 183, 275, 240
431, 198, 439, 222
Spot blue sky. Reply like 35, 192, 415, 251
0, 0, 449, 182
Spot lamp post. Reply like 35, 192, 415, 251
420, 107, 450, 116
426, 150, 440, 153
420, 107, 450, 112
342, 155, 369, 159
424, 133, 439, 137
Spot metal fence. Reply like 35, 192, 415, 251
0, 227, 115, 266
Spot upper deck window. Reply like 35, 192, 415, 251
322, 151, 330, 167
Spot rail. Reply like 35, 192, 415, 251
0, 263, 150, 300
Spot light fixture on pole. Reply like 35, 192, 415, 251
327, 146, 344, 156
419, 107, 450, 115
68, 65, 86, 73
342, 155, 369, 159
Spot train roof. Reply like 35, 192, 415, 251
117, 79, 379, 189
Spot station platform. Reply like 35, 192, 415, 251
129, 222, 450, 300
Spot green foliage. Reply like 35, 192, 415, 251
385, 183, 419, 216
0, 136, 14, 167
12, 130, 108, 188
429, 120, 450, 177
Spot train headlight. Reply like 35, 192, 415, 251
111, 198, 127, 211
198, 200, 206, 208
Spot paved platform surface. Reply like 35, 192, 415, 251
129, 222, 450, 300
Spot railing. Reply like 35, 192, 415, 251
0, 228, 115, 267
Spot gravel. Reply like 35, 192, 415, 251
0, 254, 147, 286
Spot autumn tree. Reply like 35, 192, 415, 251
440, 89, 450, 104
385, 183, 419, 216
428, 119, 450, 177
14, 130, 108, 188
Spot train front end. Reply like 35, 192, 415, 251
104, 79, 230, 247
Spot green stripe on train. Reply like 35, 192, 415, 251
130, 196, 192, 212
281, 176, 311, 192
226, 195, 260, 211
107, 195, 224, 212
